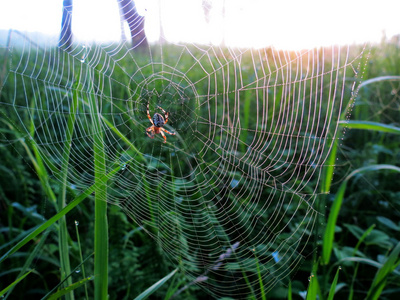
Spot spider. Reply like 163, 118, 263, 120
146, 103, 176, 143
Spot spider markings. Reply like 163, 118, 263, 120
146, 103, 176, 143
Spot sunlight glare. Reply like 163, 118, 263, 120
0, 0, 399, 49
73, 0, 121, 42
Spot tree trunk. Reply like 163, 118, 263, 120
118, 0, 149, 49
59, 0, 73, 50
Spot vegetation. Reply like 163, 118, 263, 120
0, 38, 399, 300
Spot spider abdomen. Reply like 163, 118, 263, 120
153, 113, 165, 127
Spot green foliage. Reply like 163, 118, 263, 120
0, 39, 399, 300
45, 276, 94, 300
327, 267, 341, 300
0, 270, 33, 297
322, 164, 400, 265
308, 39, 400, 300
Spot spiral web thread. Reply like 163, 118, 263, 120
0, 3, 367, 299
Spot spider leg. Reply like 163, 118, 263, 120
160, 127, 175, 136
146, 126, 155, 139
160, 130, 167, 143
157, 106, 169, 124
147, 103, 154, 125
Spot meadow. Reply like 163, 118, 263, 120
0, 36, 399, 300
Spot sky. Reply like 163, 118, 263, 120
0, 0, 399, 50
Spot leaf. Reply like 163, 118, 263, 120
364, 230, 392, 248
340, 257, 400, 276
344, 224, 364, 240
134, 268, 178, 300
377, 216, 400, 231
344, 225, 391, 249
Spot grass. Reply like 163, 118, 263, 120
56, 70, 80, 300
0, 37, 399, 299
85, 63, 110, 300
313, 39, 400, 299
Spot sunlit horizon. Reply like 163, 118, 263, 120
1, 0, 399, 50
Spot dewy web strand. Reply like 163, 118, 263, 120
0, 23, 367, 299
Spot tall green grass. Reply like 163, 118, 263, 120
86, 67, 109, 299
312, 41, 400, 299
1, 40, 399, 299
56, 76, 80, 300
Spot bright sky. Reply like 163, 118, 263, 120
0, 0, 399, 50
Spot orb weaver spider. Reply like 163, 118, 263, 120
146, 103, 176, 143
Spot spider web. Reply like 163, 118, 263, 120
0, 3, 367, 299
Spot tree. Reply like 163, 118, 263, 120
59, 0, 73, 50
202, 0, 212, 24
118, 0, 149, 49
58, 0, 149, 50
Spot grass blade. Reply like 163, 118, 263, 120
0, 161, 123, 264
47, 276, 94, 300
306, 274, 318, 300
358, 75, 400, 88
322, 140, 338, 194
239, 90, 252, 153
42, 253, 94, 300
101, 116, 146, 163
75, 220, 89, 300
322, 164, 400, 265
254, 254, 266, 300
0, 117, 57, 206
3, 230, 50, 299
344, 164, 400, 180
134, 268, 178, 300
327, 267, 341, 300
339, 120, 400, 134
0, 270, 33, 297
352, 224, 376, 256
322, 180, 346, 265
57, 78, 80, 300
87, 79, 109, 299
366, 242, 400, 300
0, 197, 85, 264
288, 281, 292, 300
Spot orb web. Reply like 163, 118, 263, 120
0, 12, 367, 300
